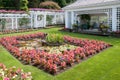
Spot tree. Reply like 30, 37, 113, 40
39, 1, 61, 10
66, 0, 76, 4
20, 0, 29, 11
1, 0, 28, 11
28, 0, 39, 8
2, 0, 15, 10
53, 0, 66, 7
0, 0, 3, 8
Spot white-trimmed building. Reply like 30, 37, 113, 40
63, 0, 120, 31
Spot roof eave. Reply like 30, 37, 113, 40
63, 1, 120, 10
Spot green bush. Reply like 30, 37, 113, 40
46, 34, 64, 43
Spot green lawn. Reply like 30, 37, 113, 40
0, 27, 120, 80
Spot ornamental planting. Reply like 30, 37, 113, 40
0, 32, 112, 75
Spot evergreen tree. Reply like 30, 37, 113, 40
28, 0, 39, 8
20, 0, 29, 11
0, 0, 3, 8
53, 0, 66, 7
2, 0, 14, 10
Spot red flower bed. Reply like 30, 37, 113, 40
0, 33, 111, 75
0, 28, 38, 35
0, 63, 32, 80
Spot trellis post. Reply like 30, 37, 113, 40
30, 15, 33, 29
112, 7, 117, 31
44, 13, 47, 27
71, 11, 75, 29
65, 11, 69, 28
54, 14, 57, 24
11, 18, 14, 29
15, 18, 18, 29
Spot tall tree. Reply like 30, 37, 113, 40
53, 0, 66, 7
20, 0, 29, 11
66, 0, 76, 3
28, 0, 39, 8
0, 0, 3, 8
2, 0, 14, 10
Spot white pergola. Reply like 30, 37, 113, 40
30, 8, 64, 28
0, 12, 32, 30
63, 0, 120, 31
0, 9, 64, 30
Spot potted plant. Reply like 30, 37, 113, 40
100, 24, 109, 33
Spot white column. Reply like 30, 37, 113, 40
65, 11, 69, 28
112, 7, 117, 31
54, 14, 57, 24
34, 13, 37, 28
44, 13, 46, 27
106, 12, 109, 25
11, 18, 14, 29
71, 11, 75, 29
15, 18, 18, 29
30, 15, 33, 28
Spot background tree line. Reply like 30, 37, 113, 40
0, 0, 76, 11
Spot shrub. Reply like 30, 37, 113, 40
46, 34, 64, 44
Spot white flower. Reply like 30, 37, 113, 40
12, 75, 17, 79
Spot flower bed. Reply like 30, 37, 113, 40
0, 28, 38, 35
0, 32, 112, 75
0, 63, 32, 80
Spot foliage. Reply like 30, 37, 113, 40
0, 0, 3, 8
46, 15, 53, 25
0, 27, 119, 80
53, 0, 66, 7
0, 32, 111, 75
46, 34, 64, 43
72, 23, 78, 29
66, 0, 76, 3
0, 0, 28, 11
79, 14, 91, 29
20, 0, 29, 11
28, 0, 39, 8
0, 19, 6, 31
0, 63, 32, 80
80, 14, 91, 21
19, 17, 30, 27
39, 1, 61, 10
100, 24, 109, 29
0, 0, 76, 10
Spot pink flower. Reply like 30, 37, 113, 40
4, 77, 10, 80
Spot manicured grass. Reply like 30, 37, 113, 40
0, 27, 120, 80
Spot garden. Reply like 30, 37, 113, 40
0, 29, 111, 75
0, 27, 120, 80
